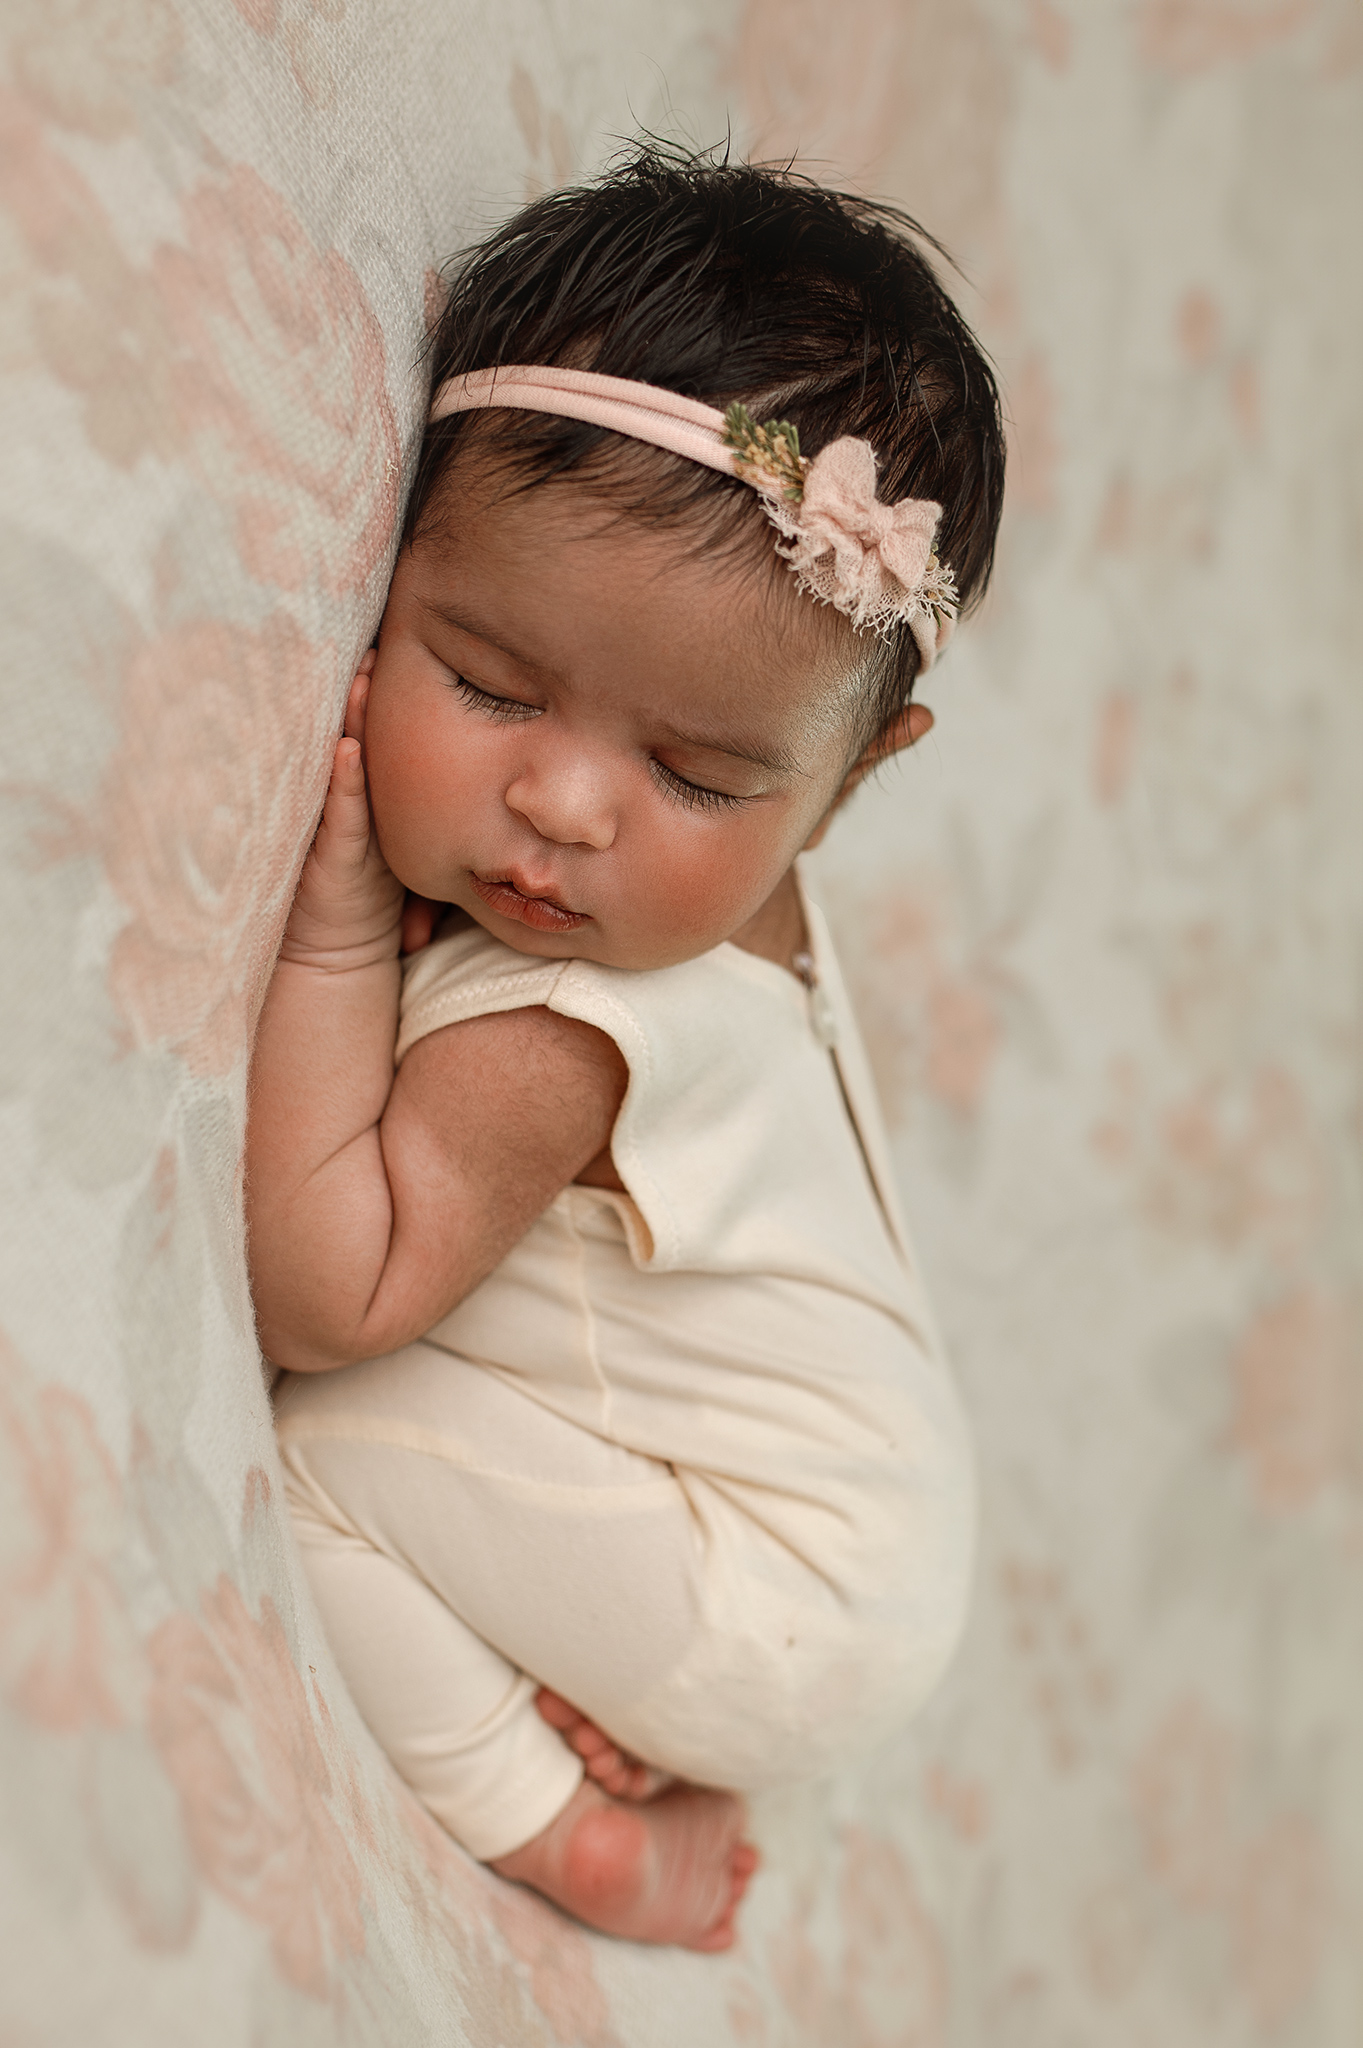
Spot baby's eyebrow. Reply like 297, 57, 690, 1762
655, 721, 800, 776
426, 601, 533, 668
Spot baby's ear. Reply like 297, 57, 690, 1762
866, 702, 934, 764
802, 703, 934, 850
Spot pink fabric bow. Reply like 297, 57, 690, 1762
764, 437, 956, 663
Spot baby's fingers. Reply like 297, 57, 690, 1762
344, 655, 375, 745
280, 712, 402, 963
314, 735, 374, 872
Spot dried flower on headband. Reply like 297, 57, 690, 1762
720, 403, 810, 503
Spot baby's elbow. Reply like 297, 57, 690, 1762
269, 1346, 357, 1376
349, 1265, 480, 1362
259, 1234, 482, 1372
258, 1318, 365, 1376
255, 1291, 403, 1375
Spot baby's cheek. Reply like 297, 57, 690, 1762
364, 745, 426, 877
367, 706, 481, 885
633, 822, 788, 958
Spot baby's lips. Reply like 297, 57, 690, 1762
471, 873, 588, 933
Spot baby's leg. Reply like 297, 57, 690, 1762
287, 1488, 581, 1858
288, 1473, 755, 1947
277, 1350, 709, 1773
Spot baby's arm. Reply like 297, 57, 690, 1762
246, 661, 626, 1375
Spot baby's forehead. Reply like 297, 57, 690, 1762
425, 461, 857, 654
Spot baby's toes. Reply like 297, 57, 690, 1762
589, 1751, 640, 1797
566, 1724, 652, 1793
690, 1908, 739, 1954
577, 1740, 643, 1800
535, 1688, 583, 1734
730, 1850, 759, 1908
543, 1702, 631, 1782
533, 1689, 664, 1801
630, 1761, 676, 1800
569, 1722, 615, 1764
715, 1843, 760, 1927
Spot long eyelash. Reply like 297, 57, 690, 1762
452, 676, 540, 723
651, 760, 746, 813
452, 679, 742, 811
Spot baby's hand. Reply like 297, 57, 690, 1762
281, 655, 405, 970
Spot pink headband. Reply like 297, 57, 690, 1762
429, 364, 957, 671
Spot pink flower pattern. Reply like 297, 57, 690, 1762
147, 1576, 367, 1997
7, 0, 184, 142
0, 1331, 142, 1734
102, 614, 330, 1076
155, 165, 400, 600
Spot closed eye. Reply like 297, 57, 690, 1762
453, 674, 746, 811
452, 676, 541, 722
650, 759, 747, 813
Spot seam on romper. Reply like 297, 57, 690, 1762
396, 963, 568, 1063
800, 883, 914, 1267
563, 1192, 612, 1440
276, 1415, 678, 1511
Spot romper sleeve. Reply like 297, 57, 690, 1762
396, 920, 570, 1063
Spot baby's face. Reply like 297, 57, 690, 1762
365, 467, 869, 971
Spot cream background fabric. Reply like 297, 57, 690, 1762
1, 3, 1359, 2043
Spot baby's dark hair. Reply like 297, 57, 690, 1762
410, 143, 1005, 744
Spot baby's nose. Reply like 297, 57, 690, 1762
504, 759, 616, 851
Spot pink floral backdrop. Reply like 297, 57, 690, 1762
1, 3, 1358, 2043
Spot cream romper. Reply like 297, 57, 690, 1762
275, 878, 975, 1860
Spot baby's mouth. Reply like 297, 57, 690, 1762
471, 871, 588, 934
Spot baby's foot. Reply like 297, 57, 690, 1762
536, 1688, 671, 1800
491, 1777, 759, 1951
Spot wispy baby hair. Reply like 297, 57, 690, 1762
409, 141, 1005, 742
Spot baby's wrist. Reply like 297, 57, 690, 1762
277, 930, 402, 973
278, 901, 403, 972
